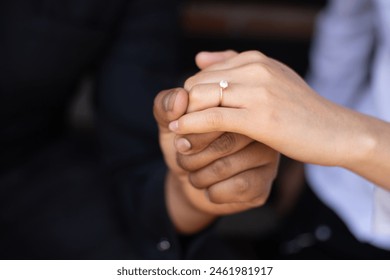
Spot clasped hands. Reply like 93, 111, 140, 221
154, 49, 338, 233
156, 49, 390, 233
154, 50, 280, 234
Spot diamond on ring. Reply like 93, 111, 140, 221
219, 80, 228, 89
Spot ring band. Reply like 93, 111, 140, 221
219, 80, 228, 106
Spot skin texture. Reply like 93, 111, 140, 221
153, 66, 279, 234
169, 50, 390, 191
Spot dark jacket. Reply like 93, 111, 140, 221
0, 0, 201, 259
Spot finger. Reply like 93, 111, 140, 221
196, 50, 268, 73
195, 50, 238, 70
179, 179, 267, 216
169, 107, 247, 136
184, 68, 236, 93
184, 61, 268, 92
188, 141, 277, 188
175, 132, 223, 154
153, 88, 188, 133
187, 83, 221, 112
206, 165, 275, 205
187, 82, 249, 112
176, 133, 253, 171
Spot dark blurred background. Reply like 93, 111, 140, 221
179, 0, 326, 77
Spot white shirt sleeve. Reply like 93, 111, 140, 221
306, 0, 390, 249
373, 187, 390, 235
306, 0, 375, 107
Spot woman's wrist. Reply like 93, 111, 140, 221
337, 111, 390, 189
337, 111, 375, 169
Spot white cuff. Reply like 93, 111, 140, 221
373, 186, 390, 235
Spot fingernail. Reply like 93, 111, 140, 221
163, 90, 178, 112
168, 120, 178, 132
175, 138, 191, 153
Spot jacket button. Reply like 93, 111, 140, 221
315, 225, 332, 241
157, 239, 171, 251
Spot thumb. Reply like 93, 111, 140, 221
195, 50, 238, 70
153, 88, 189, 133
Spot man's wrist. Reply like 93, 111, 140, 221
165, 170, 217, 235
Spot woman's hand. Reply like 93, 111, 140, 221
169, 51, 371, 167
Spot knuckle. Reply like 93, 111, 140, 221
249, 177, 273, 206
176, 154, 196, 171
210, 157, 231, 178
188, 173, 205, 189
209, 133, 236, 155
260, 63, 273, 78
243, 50, 266, 61
252, 62, 272, 78
233, 176, 251, 202
207, 189, 224, 204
